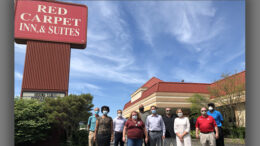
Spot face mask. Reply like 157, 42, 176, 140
103, 110, 108, 115
95, 111, 99, 115
177, 113, 183, 117
118, 114, 122, 117
132, 115, 137, 120
208, 106, 214, 111
151, 110, 156, 114
139, 107, 144, 112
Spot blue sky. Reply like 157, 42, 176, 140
15, 0, 245, 119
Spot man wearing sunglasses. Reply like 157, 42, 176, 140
195, 107, 219, 146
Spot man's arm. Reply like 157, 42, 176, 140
160, 116, 166, 138
215, 126, 219, 139
195, 119, 199, 139
145, 116, 149, 133
219, 111, 224, 124
113, 119, 116, 131
87, 117, 91, 131
195, 127, 199, 139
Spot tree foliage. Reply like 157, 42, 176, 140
208, 72, 246, 127
188, 93, 210, 119
15, 93, 94, 146
44, 94, 94, 144
15, 99, 51, 145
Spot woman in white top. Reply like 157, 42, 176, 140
174, 108, 192, 146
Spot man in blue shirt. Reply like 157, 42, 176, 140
207, 103, 224, 146
88, 107, 100, 146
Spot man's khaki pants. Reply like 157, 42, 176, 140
89, 131, 96, 146
199, 132, 216, 146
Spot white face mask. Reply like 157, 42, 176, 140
177, 112, 183, 117
118, 114, 122, 117
208, 106, 214, 111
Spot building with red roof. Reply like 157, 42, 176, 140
122, 71, 246, 127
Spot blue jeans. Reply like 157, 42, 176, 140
127, 138, 143, 146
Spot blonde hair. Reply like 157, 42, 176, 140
129, 111, 141, 120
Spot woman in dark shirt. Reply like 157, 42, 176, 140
123, 111, 148, 146
94, 106, 113, 146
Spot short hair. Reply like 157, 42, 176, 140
129, 111, 141, 120
208, 103, 215, 108
101, 105, 110, 113
165, 107, 171, 111
139, 104, 144, 108
176, 108, 183, 114
117, 109, 122, 112
201, 107, 207, 111
150, 105, 157, 110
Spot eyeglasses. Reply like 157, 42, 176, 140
201, 110, 207, 112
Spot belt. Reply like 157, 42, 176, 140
115, 131, 123, 133
200, 131, 214, 134
149, 130, 162, 132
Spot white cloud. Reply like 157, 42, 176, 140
15, 71, 23, 80
129, 1, 224, 48
68, 1, 147, 85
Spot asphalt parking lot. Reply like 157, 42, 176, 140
110, 139, 245, 146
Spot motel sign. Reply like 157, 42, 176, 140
14, 0, 88, 99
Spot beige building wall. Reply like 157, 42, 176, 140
123, 92, 210, 118
235, 103, 246, 127
131, 88, 147, 102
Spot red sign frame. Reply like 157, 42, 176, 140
14, 0, 88, 49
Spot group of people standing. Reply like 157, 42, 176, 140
87, 103, 224, 146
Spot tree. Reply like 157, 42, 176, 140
188, 93, 210, 119
208, 72, 246, 128
15, 98, 51, 145
44, 94, 94, 145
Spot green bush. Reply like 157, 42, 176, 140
223, 127, 245, 138
72, 130, 89, 146
15, 99, 51, 145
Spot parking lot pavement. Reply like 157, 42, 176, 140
110, 139, 245, 146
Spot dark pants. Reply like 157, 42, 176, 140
114, 132, 124, 146
216, 127, 225, 146
97, 133, 111, 146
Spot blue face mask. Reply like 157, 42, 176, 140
132, 115, 137, 120
94, 111, 99, 115
103, 110, 108, 115
151, 110, 156, 114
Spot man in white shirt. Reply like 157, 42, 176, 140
113, 109, 126, 146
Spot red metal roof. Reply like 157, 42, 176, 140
209, 71, 245, 98
123, 71, 246, 110
141, 77, 163, 88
